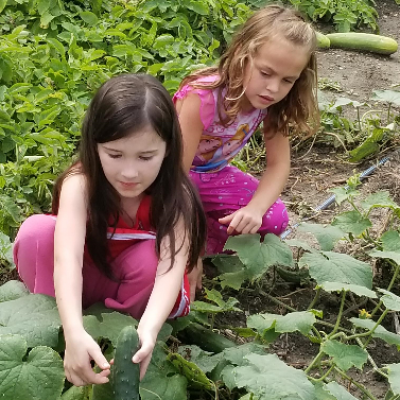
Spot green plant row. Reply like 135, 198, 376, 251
1, 179, 400, 399
0, 0, 250, 244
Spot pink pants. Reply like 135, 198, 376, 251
190, 165, 289, 255
13, 214, 159, 319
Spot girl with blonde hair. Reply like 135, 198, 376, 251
174, 4, 318, 299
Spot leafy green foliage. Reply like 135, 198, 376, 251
0, 334, 65, 400
321, 340, 368, 371
287, 0, 379, 32
232, 353, 315, 400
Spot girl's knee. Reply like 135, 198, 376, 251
15, 214, 56, 244
261, 201, 289, 235
116, 240, 158, 284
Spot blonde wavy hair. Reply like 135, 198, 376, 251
178, 4, 319, 138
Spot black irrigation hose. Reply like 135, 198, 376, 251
280, 155, 391, 240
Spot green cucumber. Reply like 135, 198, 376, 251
276, 266, 310, 284
326, 33, 398, 55
179, 322, 236, 353
316, 32, 330, 50
113, 326, 140, 400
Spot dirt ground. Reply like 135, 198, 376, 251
285, 0, 400, 232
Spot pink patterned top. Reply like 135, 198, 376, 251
173, 75, 267, 173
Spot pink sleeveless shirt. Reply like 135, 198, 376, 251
173, 75, 267, 173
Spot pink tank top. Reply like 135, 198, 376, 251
173, 75, 267, 173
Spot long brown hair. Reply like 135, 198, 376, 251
178, 4, 319, 138
52, 74, 207, 279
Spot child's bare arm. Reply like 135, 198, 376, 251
175, 93, 204, 173
134, 218, 189, 378
54, 174, 110, 386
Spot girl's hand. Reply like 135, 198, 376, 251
132, 328, 158, 380
187, 257, 203, 301
64, 329, 111, 386
218, 205, 264, 235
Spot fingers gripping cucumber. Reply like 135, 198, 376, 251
113, 326, 141, 400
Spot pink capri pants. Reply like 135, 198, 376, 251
13, 214, 173, 319
190, 165, 289, 255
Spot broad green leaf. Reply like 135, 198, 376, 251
153, 34, 174, 49
80, 11, 99, 26
221, 364, 236, 390
318, 282, 377, 298
223, 343, 267, 366
177, 345, 223, 373
381, 230, 400, 252
321, 340, 368, 371
204, 288, 225, 307
224, 233, 293, 281
233, 353, 314, 400
212, 254, 244, 273
369, 249, 400, 265
187, 0, 209, 15
313, 382, 336, 400
248, 311, 316, 335
378, 289, 400, 311
37, 0, 50, 15
275, 311, 316, 334
217, 270, 247, 290
285, 239, 315, 252
323, 381, 358, 399
168, 351, 214, 390
300, 251, 373, 288
0, 294, 61, 348
361, 191, 398, 211
0, 0, 7, 13
61, 385, 86, 399
330, 187, 353, 205
372, 89, 400, 106
386, 363, 400, 395
2, 136, 15, 153
350, 318, 400, 348
332, 211, 372, 236
247, 313, 277, 333
83, 311, 137, 346
298, 223, 345, 251
0, 280, 29, 302
40, 12, 55, 28
0, 335, 64, 400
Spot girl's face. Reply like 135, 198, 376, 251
98, 126, 167, 202
242, 37, 310, 111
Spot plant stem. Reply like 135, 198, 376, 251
307, 287, 321, 310
259, 289, 297, 312
363, 309, 389, 349
348, 197, 361, 214
371, 260, 400, 317
328, 290, 346, 338
305, 350, 324, 374
312, 365, 335, 382
354, 337, 389, 379
334, 367, 377, 400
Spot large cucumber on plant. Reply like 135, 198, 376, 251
326, 33, 398, 55
113, 326, 140, 400
316, 32, 330, 50
179, 322, 236, 353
